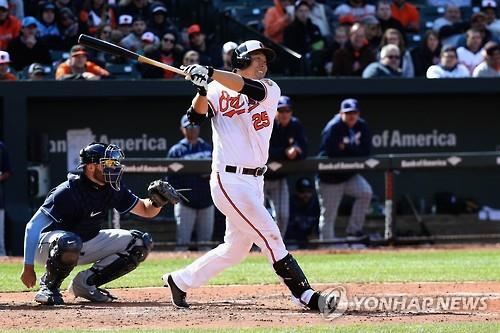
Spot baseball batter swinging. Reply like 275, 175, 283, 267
20, 143, 183, 305
163, 40, 330, 311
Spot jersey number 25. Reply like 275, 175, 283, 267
252, 111, 270, 131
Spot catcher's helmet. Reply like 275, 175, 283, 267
231, 40, 276, 70
78, 142, 125, 191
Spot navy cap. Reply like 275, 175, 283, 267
181, 114, 198, 128
277, 95, 292, 110
340, 98, 359, 113
22, 16, 39, 28
296, 177, 314, 192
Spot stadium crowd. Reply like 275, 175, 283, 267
0, 0, 499, 80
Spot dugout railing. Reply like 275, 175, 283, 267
124, 151, 500, 247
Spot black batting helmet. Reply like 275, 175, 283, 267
231, 40, 276, 70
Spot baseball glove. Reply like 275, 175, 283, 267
148, 180, 188, 207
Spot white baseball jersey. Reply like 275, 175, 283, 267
206, 78, 281, 171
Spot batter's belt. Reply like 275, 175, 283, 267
225, 165, 267, 177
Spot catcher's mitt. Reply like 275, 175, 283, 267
147, 180, 188, 207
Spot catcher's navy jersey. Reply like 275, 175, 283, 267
41, 174, 139, 241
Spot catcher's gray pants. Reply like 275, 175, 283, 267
174, 203, 214, 250
264, 178, 290, 237
316, 174, 372, 240
35, 229, 143, 277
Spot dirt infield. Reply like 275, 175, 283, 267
1, 246, 499, 330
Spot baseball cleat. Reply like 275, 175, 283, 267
163, 274, 189, 309
68, 271, 116, 303
35, 285, 64, 305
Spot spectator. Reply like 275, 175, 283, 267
118, 0, 151, 22
27, 62, 46, 80
120, 16, 147, 53
303, 0, 335, 41
58, 7, 80, 50
154, 31, 183, 78
55, 44, 110, 80
0, 0, 21, 50
427, 0, 471, 6
54, 0, 75, 13
8, 0, 23, 20
79, 0, 117, 37
363, 44, 402, 77
7, 16, 51, 71
0, 50, 14, 79
433, 4, 467, 46
167, 115, 214, 251
220, 41, 237, 71
147, 2, 178, 40
380, 28, 414, 77
457, 12, 497, 47
324, 26, 349, 74
87, 24, 113, 65
265, 96, 308, 238
182, 49, 199, 67
37, 2, 63, 50
362, 15, 382, 50
263, 0, 293, 44
140, 31, 159, 51
481, 0, 500, 39
391, 0, 420, 32
331, 23, 376, 76
334, 0, 376, 23
473, 41, 500, 76
286, 177, 320, 249
185, 24, 220, 67
411, 30, 442, 76
137, 44, 162, 78
376, 0, 405, 35
117, 14, 133, 36
457, 28, 485, 73
0, 140, 11, 256
317, 98, 372, 241
283, 0, 325, 69
426, 45, 470, 77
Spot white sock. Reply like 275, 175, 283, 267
300, 289, 315, 304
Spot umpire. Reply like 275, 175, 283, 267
20, 142, 181, 305
317, 98, 373, 241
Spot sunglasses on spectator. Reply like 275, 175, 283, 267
102, 30, 112, 34
385, 55, 400, 59
163, 37, 175, 43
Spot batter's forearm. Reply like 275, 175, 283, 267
192, 95, 209, 115
211, 69, 244, 92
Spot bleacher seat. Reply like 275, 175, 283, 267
106, 63, 139, 80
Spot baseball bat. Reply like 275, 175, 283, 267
78, 34, 186, 76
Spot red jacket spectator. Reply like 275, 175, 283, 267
0, 0, 21, 50
263, 0, 293, 44
391, 0, 420, 32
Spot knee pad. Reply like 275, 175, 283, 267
129, 229, 153, 262
49, 232, 82, 266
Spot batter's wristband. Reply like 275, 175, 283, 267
206, 66, 214, 78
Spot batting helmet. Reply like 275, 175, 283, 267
231, 40, 276, 70
78, 142, 125, 191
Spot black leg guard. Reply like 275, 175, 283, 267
273, 253, 312, 299
44, 232, 82, 290
87, 230, 153, 287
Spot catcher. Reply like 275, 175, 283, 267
20, 142, 184, 305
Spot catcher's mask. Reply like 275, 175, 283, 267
231, 40, 276, 70
78, 142, 125, 191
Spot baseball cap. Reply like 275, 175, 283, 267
180, 114, 198, 128
70, 45, 88, 57
118, 14, 133, 25
0, 51, 10, 64
152, 4, 167, 14
187, 24, 201, 36
296, 177, 314, 192
481, 0, 497, 8
28, 63, 44, 75
277, 95, 292, 110
22, 16, 39, 28
0, 0, 7, 10
340, 98, 359, 113
41, 2, 56, 11
141, 32, 155, 43
361, 15, 379, 25
222, 41, 237, 54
